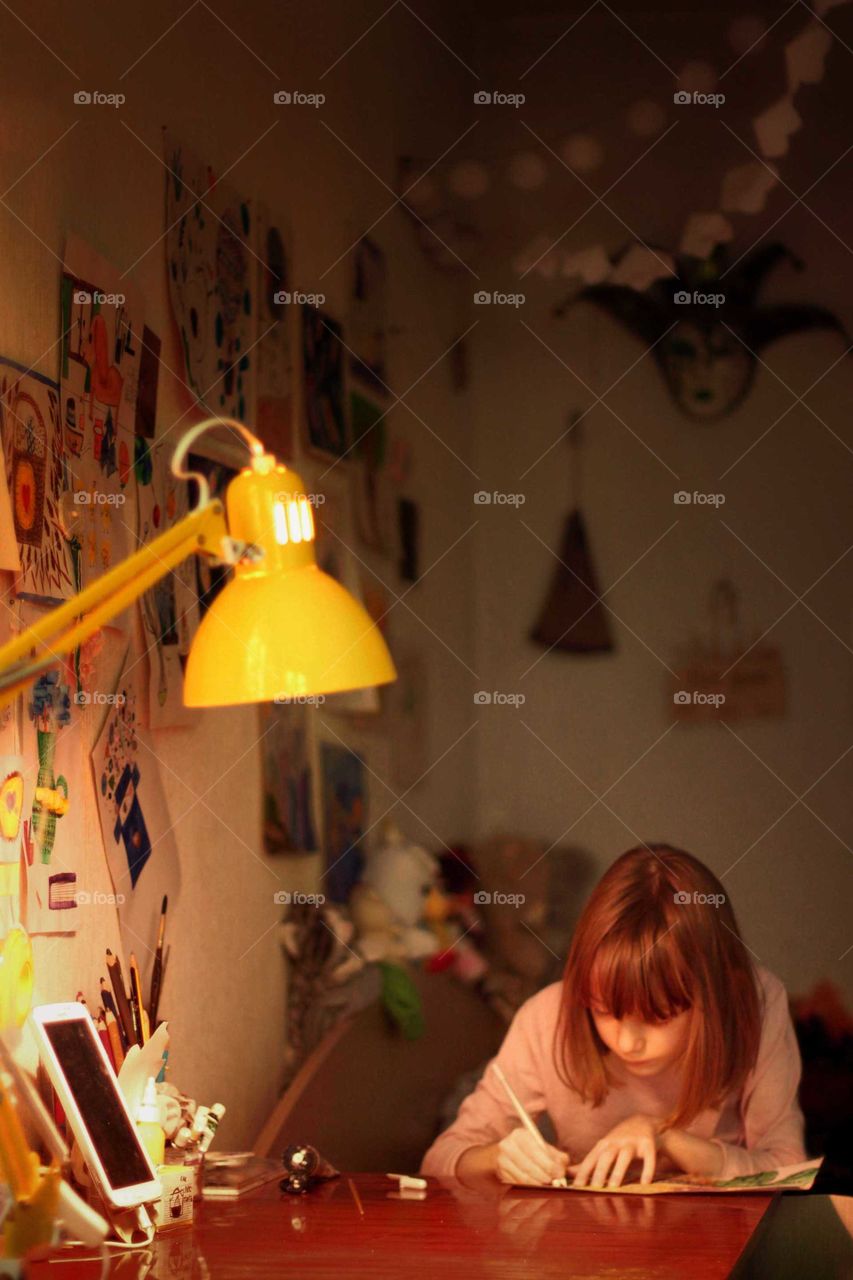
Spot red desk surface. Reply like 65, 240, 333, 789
30, 1173, 775, 1279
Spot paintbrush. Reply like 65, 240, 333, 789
149, 895, 168, 1026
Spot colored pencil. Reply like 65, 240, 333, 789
128, 953, 146, 1046
104, 1010, 125, 1070
105, 949, 136, 1049
99, 977, 128, 1049
149, 895, 168, 1026
96, 1015, 116, 1071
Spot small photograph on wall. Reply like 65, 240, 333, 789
350, 389, 393, 553
319, 741, 367, 903
302, 307, 349, 461
349, 237, 387, 395
259, 702, 318, 855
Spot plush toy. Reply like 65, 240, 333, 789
354, 821, 439, 960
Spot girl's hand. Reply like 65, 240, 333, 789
570, 1115, 661, 1188
495, 1127, 569, 1186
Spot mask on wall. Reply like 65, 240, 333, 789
556, 244, 848, 422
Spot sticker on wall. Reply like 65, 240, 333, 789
59, 235, 142, 590
164, 130, 254, 422
0, 358, 74, 601
255, 202, 295, 461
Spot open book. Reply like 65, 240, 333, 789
539, 1158, 823, 1195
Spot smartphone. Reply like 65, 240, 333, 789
30, 1002, 161, 1209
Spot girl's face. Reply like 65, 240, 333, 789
589, 1005, 691, 1077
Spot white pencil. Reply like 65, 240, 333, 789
491, 1062, 568, 1187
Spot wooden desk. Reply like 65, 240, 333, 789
31, 1174, 777, 1279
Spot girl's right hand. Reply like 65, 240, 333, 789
494, 1128, 569, 1186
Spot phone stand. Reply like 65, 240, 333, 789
93, 1193, 155, 1248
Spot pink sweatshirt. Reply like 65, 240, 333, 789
422, 967, 806, 1180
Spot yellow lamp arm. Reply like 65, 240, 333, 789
0, 498, 229, 710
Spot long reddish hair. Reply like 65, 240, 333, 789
555, 845, 761, 1127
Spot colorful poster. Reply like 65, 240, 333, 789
59, 235, 142, 590
255, 203, 295, 461
302, 307, 349, 461
320, 741, 366, 903
0, 446, 19, 572
164, 131, 254, 422
349, 237, 387, 394
137, 440, 197, 729
259, 703, 318, 854
0, 359, 74, 601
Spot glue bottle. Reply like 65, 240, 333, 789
136, 1076, 165, 1166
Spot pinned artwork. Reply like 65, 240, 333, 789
0, 446, 19, 573
259, 703, 318, 855
301, 307, 349, 461
255, 204, 296, 461
60, 236, 142, 590
0, 755, 28, 936
0, 359, 74, 601
137, 440, 197, 729
92, 663, 152, 892
21, 658, 81, 935
559, 242, 848, 422
350, 390, 393, 553
319, 741, 367, 904
349, 238, 388, 394
164, 131, 253, 421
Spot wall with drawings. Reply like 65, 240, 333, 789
0, 0, 477, 1147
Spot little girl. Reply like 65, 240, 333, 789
422, 845, 806, 1187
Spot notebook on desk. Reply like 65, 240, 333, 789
527, 1158, 823, 1195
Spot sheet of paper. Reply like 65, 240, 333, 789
0, 358, 74, 600
537, 1158, 822, 1195
164, 130, 254, 423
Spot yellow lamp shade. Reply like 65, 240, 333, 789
183, 454, 396, 706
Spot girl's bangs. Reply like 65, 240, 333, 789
581, 924, 694, 1022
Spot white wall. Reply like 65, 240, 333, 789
1, 0, 479, 1146
468, 259, 853, 1003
